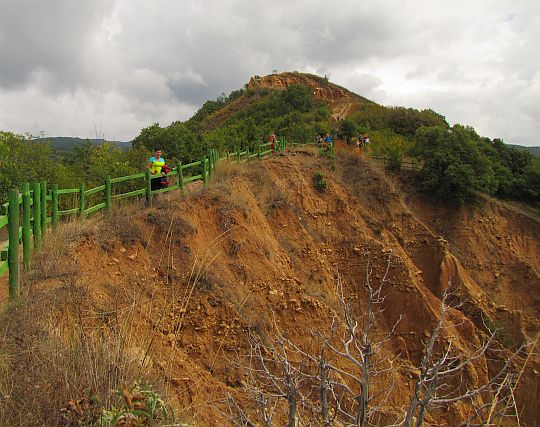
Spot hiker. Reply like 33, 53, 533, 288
324, 133, 333, 147
316, 134, 323, 146
269, 132, 277, 152
358, 133, 364, 148
364, 134, 370, 145
147, 149, 167, 191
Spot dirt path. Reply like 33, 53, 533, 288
332, 101, 354, 121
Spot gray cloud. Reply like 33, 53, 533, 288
0, 0, 538, 145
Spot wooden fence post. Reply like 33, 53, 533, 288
203, 157, 208, 188
22, 182, 31, 269
105, 176, 112, 210
79, 183, 85, 216
237, 147, 241, 163
247, 146, 250, 163
40, 180, 47, 238
32, 182, 41, 249
51, 184, 59, 229
145, 169, 152, 207
178, 162, 184, 193
258, 143, 261, 159
8, 189, 19, 299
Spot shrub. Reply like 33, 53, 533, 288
100, 383, 188, 427
314, 172, 327, 192
413, 125, 495, 203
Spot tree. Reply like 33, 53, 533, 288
281, 84, 313, 113
413, 125, 495, 203
337, 119, 357, 143
405, 287, 525, 426
225, 258, 527, 426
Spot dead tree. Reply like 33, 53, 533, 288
228, 255, 401, 426
404, 287, 526, 427
308, 256, 401, 426
226, 331, 309, 427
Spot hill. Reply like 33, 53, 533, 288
2, 145, 539, 426
507, 144, 540, 157
33, 136, 131, 153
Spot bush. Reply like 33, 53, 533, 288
337, 118, 357, 143
314, 172, 327, 192
100, 383, 188, 427
413, 125, 495, 203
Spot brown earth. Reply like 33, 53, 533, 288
250, 72, 367, 120
2, 146, 539, 426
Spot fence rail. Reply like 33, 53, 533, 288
370, 155, 423, 171
0, 136, 291, 299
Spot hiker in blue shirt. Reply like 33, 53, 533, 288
324, 134, 332, 147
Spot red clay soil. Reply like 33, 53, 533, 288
4, 146, 539, 425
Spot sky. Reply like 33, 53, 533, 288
0, 0, 538, 146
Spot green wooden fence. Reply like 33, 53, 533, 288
0, 138, 291, 299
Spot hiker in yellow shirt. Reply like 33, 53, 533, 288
147, 149, 166, 191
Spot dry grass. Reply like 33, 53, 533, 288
245, 166, 291, 215
0, 210, 181, 426
210, 159, 245, 185
146, 204, 196, 244
0, 276, 164, 426
29, 217, 97, 282
97, 205, 147, 251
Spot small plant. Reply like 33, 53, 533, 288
319, 144, 336, 169
100, 383, 188, 427
319, 144, 335, 161
314, 172, 327, 192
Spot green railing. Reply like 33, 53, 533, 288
369, 155, 422, 171
0, 137, 290, 299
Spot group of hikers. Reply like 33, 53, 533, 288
356, 133, 370, 148
146, 130, 373, 190
316, 134, 334, 147
316, 132, 370, 149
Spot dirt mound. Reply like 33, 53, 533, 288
2, 146, 539, 425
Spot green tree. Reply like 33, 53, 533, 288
281, 83, 313, 112
413, 125, 495, 202
337, 118, 357, 143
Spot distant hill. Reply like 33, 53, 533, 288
33, 137, 131, 152
507, 144, 540, 157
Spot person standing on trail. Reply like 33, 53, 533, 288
358, 133, 364, 148
364, 134, 370, 145
147, 149, 166, 191
269, 132, 277, 152
324, 133, 333, 147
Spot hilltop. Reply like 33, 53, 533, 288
1, 145, 539, 426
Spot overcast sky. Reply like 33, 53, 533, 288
0, 0, 538, 146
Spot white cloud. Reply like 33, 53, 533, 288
0, 0, 538, 145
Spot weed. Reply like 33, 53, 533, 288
314, 172, 327, 192
319, 144, 336, 161
99, 383, 188, 427
484, 316, 515, 349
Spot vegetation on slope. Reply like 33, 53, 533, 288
1, 72, 539, 206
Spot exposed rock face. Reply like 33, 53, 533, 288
4, 148, 539, 426
248, 72, 367, 104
